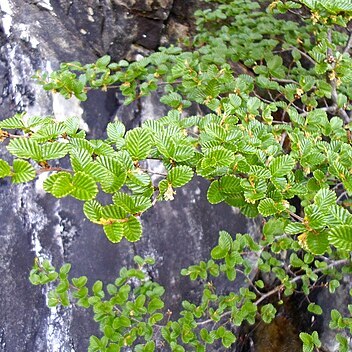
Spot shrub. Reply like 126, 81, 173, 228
1, 0, 352, 350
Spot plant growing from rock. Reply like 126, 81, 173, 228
1, 0, 352, 350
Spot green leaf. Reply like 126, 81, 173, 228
314, 189, 336, 211
207, 180, 225, 204
101, 204, 127, 220
219, 175, 242, 194
113, 192, 152, 213
326, 205, 352, 226
148, 297, 164, 313
94, 156, 126, 193
41, 142, 68, 160
0, 113, 25, 129
269, 155, 295, 177
72, 276, 88, 288
261, 303, 277, 323
104, 223, 124, 243
306, 231, 329, 255
7, 138, 42, 161
107, 121, 126, 141
328, 225, 352, 251
0, 159, 11, 178
218, 231, 232, 251
83, 200, 103, 223
211, 245, 228, 260
70, 171, 98, 200
125, 127, 153, 161
285, 222, 305, 234
12, 159, 36, 183
96, 55, 111, 68
124, 216, 142, 242
308, 303, 323, 315
258, 198, 276, 216
222, 331, 236, 348
263, 218, 286, 238
167, 166, 193, 188
43, 172, 73, 198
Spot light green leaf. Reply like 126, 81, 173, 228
41, 142, 68, 160
104, 223, 124, 243
107, 121, 126, 144
258, 198, 283, 216
70, 148, 92, 172
113, 192, 152, 214
124, 216, 143, 242
167, 165, 193, 188
70, 171, 98, 201
308, 303, 323, 315
125, 127, 153, 161
7, 138, 42, 161
261, 303, 277, 323
0, 113, 25, 129
43, 172, 73, 198
12, 159, 36, 183
269, 155, 295, 177
95, 156, 126, 193
328, 225, 352, 251
207, 180, 225, 204
83, 200, 103, 223
306, 231, 329, 255
101, 205, 127, 220
285, 222, 305, 234
314, 188, 336, 211
0, 159, 11, 178
219, 175, 242, 194
218, 231, 232, 251
326, 205, 352, 226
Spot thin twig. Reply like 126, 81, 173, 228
196, 259, 349, 326
36, 167, 73, 174
343, 32, 352, 55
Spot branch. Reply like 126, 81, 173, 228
343, 32, 352, 55
36, 166, 73, 175
196, 259, 350, 326
289, 47, 316, 65
255, 259, 349, 306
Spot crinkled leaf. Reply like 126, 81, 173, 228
104, 223, 124, 243
12, 159, 36, 183
43, 172, 73, 198
328, 225, 352, 251
95, 156, 126, 193
124, 216, 142, 242
0, 159, 11, 178
70, 171, 98, 201
83, 200, 103, 223
167, 165, 193, 188
125, 127, 153, 161
306, 231, 329, 255
41, 142, 68, 160
314, 188, 336, 210
0, 114, 25, 129
269, 155, 295, 177
207, 180, 225, 204
7, 138, 42, 161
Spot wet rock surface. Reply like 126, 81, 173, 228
0, 1, 350, 351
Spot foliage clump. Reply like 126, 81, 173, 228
1, 0, 352, 350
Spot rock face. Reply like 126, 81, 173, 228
0, 1, 252, 351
